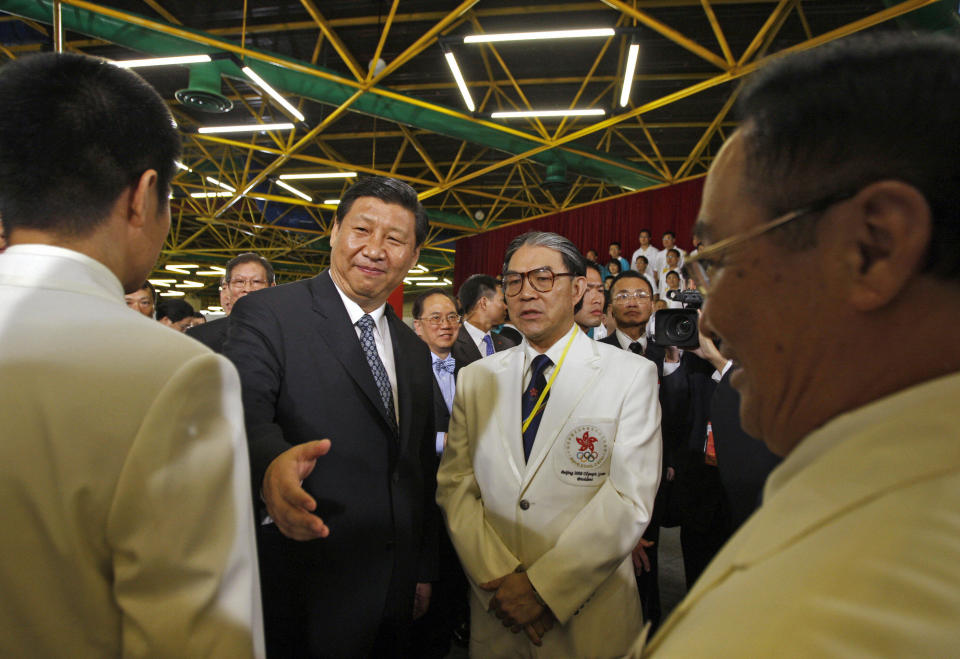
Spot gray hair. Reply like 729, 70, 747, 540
502, 231, 586, 277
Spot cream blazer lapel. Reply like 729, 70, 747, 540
485, 347, 527, 485
521, 330, 601, 492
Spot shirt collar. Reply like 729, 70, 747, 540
523, 323, 577, 369
615, 328, 646, 352
330, 276, 387, 329
463, 319, 488, 345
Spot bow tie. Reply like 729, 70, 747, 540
434, 357, 455, 374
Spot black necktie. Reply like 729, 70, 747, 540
629, 341, 644, 355
521, 354, 553, 461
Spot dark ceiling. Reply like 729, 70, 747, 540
1, 0, 954, 306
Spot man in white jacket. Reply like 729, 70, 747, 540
438, 231, 662, 657
0, 53, 264, 658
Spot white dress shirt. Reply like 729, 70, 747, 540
463, 319, 494, 356
332, 280, 399, 426
431, 351, 456, 453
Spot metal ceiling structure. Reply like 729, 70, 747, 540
1, 0, 956, 307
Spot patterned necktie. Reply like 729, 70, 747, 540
629, 341, 644, 355
482, 334, 495, 356
356, 314, 397, 433
521, 354, 553, 461
434, 356, 455, 374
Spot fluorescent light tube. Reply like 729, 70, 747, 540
190, 191, 233, 198
198, 123, 294, 134
275, 180, 313, 202
175, 161, 192, 172
175, 280, 205, 288
619, 42, 640, 107
464, 28, 614, 44
444, 51, 475, 112
279, 172, 357, 180
241, 66, 306, 122
159, 290, 186, 297
148, 279, 176, 287
205, 176, 235, 192
113, 54, 212, 68
491, 109, 606, 119
323, 199, 341, 205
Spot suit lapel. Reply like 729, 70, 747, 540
456, 325, 483, 362
521, 330, 600, 492
387, 306, 412, 447
490, 349, 526, 484
309, 271, 396, 435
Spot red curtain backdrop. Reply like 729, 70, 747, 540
453, 177, 704, 288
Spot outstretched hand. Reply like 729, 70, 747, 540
262, 439, 332, 541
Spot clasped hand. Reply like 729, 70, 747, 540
480, 572, 555, 646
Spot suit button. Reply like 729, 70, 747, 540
519, 499, 530, 510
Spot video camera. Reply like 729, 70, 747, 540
652, 289, 704, 348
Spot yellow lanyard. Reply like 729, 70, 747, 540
521, 325, 578, 433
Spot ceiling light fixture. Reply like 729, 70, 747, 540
279, 172, 357, 180
323, 199, 341, 205
113, 54, 212, 68
463, 28, 614, 44
443, 51, 475, 112
175, 161, 192, 172
197, 123, 294, 134
241, 66, 306, 122
619, 41, 640, 107
174, 280, 205, 288
275, 180, 313, 202
148, 279, 177, 287
159, 290, 186, 297
205, 176, 235, 192
190, 191, 233, 198
491, 109, 606, 119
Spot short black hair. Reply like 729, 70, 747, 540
0, 53, 180, 237
458, 274, 500, 314
607, 260, 622, 274
662, 231, 676, 239
611, 270, 654, 297
575, 261, 604, 314
638, 229, 651, 238
334, 175, 429, 247
156, 298, 195, 323
225, 252, 275, 285
634, 255, 649, 265
666, 248, 680, 258
412, 288, 458, 319
736, 31, 960, 278
136, 281, 156, 297
609, 241, 621, 249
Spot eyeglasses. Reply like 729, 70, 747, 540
684, 190, 854, 293
228, 277, 268, 290
502, 267, 575, 297
612, 289, 651, 304
418, 312, 461, 327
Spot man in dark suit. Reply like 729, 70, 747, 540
224, 176, 438, 658
599, 270, 675, 632
410, 288, 468, 657
187, 252, 274, 353
453, 274, 515, 371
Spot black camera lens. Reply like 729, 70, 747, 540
673, 318, 694, 339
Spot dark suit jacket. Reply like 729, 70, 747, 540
451, 323, 515, 376
711, 369, 780, 533
185, 315, 229, 353
224, 270, 438, 658
432, 376, 451, 436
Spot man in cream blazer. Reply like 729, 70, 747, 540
438, 231, 662, 657
0, 53, 263, 657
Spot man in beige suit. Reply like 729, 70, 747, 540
438, 231, 662, 657
638, 32, 960, 657
0, 53, 263, 657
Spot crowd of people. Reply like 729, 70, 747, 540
2, 30, 960, 659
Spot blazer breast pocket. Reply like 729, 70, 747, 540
552, 418, 616, 487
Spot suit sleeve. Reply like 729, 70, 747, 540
223, 295, 291, 494
436, 370, 522, 587
526, 359, 663, 624
106, 353, 265, 658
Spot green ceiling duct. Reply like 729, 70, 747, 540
1, 0, 662, 191
175, 62, 233, 113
